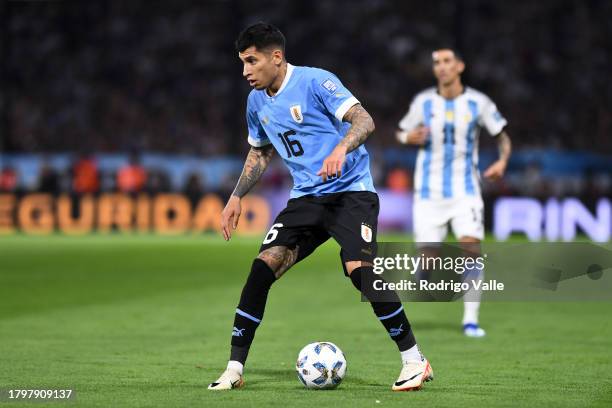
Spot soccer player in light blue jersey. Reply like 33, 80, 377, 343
209, 23, 432, 392
397, 48, 513, 337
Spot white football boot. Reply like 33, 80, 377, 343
208, 369, 244, 390
392, 358, 433, 391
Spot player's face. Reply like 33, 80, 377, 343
432, 50, 465, 86
238, 46, 283, 90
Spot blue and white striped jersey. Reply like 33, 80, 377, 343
398, 87, 507, 200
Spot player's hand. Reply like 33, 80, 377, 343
317, 145, 347, 182
483, 159, 507, 181
221, 195, 241, 241
398, 126, 429, 145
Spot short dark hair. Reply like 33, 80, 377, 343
235, 22, 286, 54
434, 47, 464, 62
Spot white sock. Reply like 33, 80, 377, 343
463, 301, 480, 325
400, 344, 422, 364
227, 360, 244, 374
463, 264, 483, 325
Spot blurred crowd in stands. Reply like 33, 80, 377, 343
1, 153, 156, 194
1, 0, 611, 198
1, 149, 610, 207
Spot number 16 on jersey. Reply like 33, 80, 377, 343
279, 130, 304, 157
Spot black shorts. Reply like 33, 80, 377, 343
259, 191, 379, 274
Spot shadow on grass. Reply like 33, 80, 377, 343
241, 368, 387, 391
197, 367, 446, 396
412, 320, 461, 333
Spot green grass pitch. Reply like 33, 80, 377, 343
0, 234, 610, 407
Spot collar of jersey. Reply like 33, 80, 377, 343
436, 85, 468, 100
266, 63, 294, 98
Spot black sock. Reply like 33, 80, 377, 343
350, 266, 417, 351
229, 258, 276, 364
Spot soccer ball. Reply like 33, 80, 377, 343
295, 341, 347, 389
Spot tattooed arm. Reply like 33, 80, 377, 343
483, 130, 512, 181
221, 144, 274, 240
231, 144, 275, 198
338, 104, 376, 152
316, 103, 375, 181
495, 130, 512, 164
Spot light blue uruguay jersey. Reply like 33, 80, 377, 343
246, 64, 376, 198
398, 87, 508, 200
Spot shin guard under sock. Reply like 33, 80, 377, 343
229, 258, 276, 364
350, 266, 416, 351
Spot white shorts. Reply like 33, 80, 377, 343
413, 195, 484, 242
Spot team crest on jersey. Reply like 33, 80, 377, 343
289, 105, 303, 123
361, 223, 373, 243
321, 79, 338, 94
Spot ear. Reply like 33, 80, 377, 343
271, 49, 284, 66
457, 60, 466, 74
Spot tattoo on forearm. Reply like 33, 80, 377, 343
339, 104, 375, 153
498, 131, 512, 162
232, 145, 274, 198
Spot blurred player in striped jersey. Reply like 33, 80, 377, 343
396, 48, 512, 337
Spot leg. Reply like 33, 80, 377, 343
412, 198, 448, 299
257, 245, 300, 279
451, 196, 486, 337
330, 193, 417, 354
458, 236, 485, 337
229, 245, 299, 365
329, 192, 432, 391
345, 259, 417, 354
209, 197, 328, 390
344, 252, 433, 392
412, 198, 449, 245
414, 245, 440, 286
209, 245, 299, 390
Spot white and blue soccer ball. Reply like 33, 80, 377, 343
295, 341, 347, 389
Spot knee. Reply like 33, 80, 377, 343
344, 260, 365, 276
257, 246, 298, 279
256, 253, 279, 272
345, 261, 374, 284
345, 260, 373, 276
458, 238, 480, 257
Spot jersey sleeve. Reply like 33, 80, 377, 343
480, 97, 508, 136
312, 71, 360, 121
398, 97, 422, 132
246, 95, 271, 147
